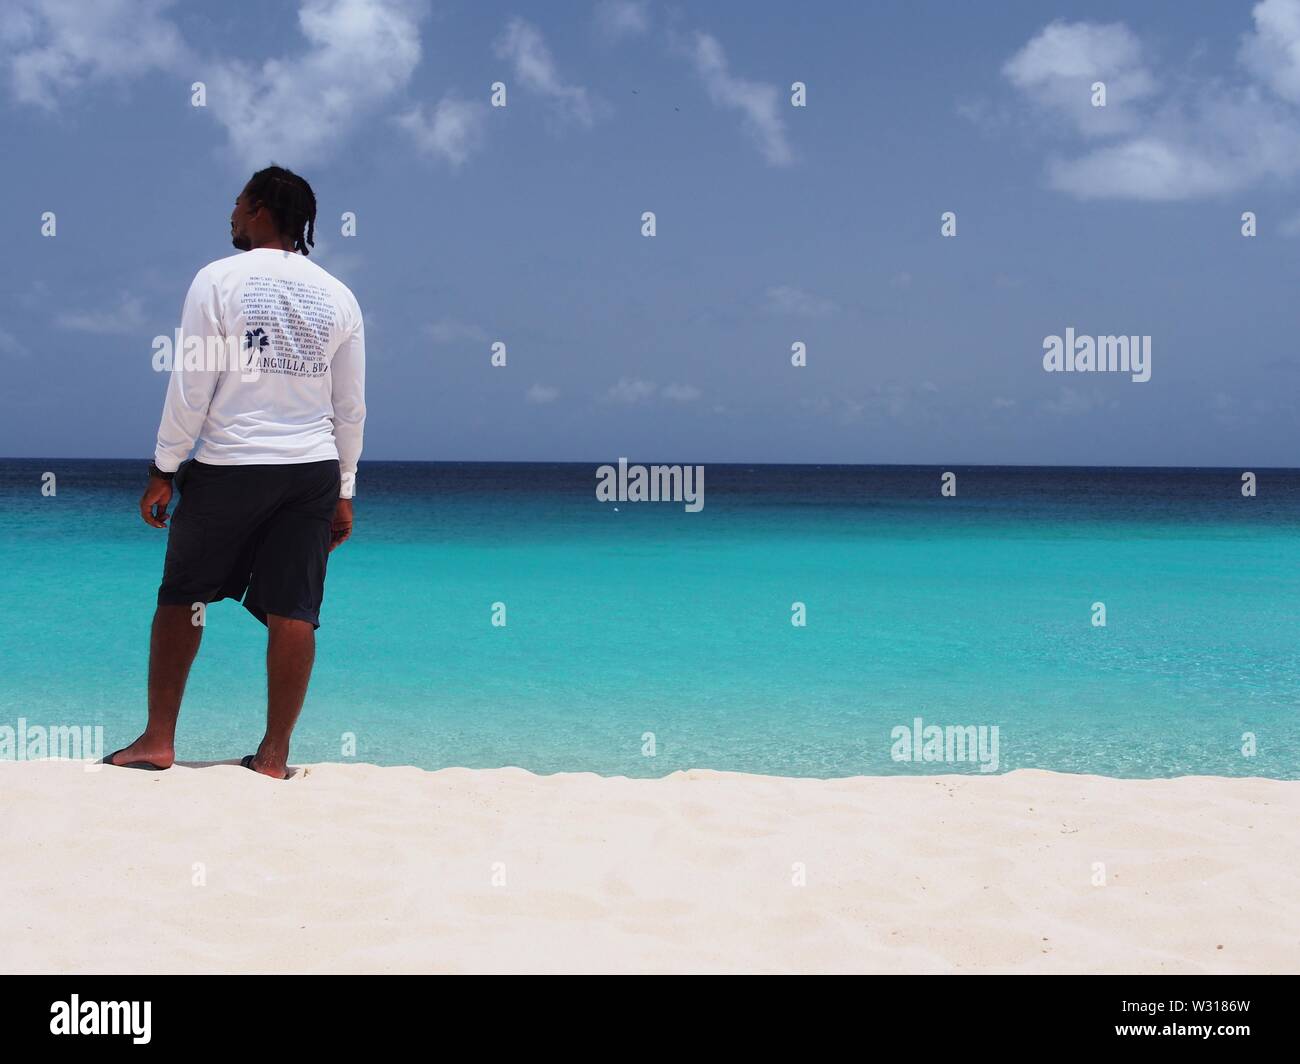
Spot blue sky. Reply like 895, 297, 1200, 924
2, 0, 1298, 465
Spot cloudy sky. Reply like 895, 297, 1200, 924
2, 0, 1299, 465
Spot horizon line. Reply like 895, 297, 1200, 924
1, 457, 1295, 473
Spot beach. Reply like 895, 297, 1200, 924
2, 760, 1296, 974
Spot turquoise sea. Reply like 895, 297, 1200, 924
1, 460, 1297, 778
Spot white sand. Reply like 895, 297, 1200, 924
1, 761, 1296, 973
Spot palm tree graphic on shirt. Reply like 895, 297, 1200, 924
243, 327, 270, 351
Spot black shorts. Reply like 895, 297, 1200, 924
157, 459, 341, 629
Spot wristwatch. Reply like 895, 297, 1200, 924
148, 461, 176, 481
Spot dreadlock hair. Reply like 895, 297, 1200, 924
245, 164, 317, 255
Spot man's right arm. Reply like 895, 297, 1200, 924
154, 270, 223, 473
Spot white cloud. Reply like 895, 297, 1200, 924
688, 32, 792, 166
801, 382, 944, 425
1, 0, 189, 109
56, 294, 148, 334
599, 378, 702, 403
1241, 0, 1300, 103
205, 0, 425, 169
765, 285, 836, 316
494, 17, 602, 127
397, 95, 488, 166
594, 0, 650, 43
0, 326, 30, 358
526, 383, 560, 403
603, 377, 659, 403
1005, 4, 1300, 200
1003, 20, 1155, 139
1, 1, 470, 172
1046, 134, 1251, 201
661, 383, 701, 402
1040, 386, 1118, 416
426, 318, 488, 344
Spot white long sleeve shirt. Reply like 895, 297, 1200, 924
153, 248, 366, 498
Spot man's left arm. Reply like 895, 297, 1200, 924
329, 312, 366, 550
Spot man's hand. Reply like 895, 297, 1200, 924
330, 498, 353, 552
140, 476, 173, 528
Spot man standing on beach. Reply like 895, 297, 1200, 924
105, 165, 366, 780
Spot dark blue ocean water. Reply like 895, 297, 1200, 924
1, 460, 1297, 778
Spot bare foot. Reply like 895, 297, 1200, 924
104, 737, 175, 769
241, 753, 290, 780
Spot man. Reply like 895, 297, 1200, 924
104, 165, 365, 780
